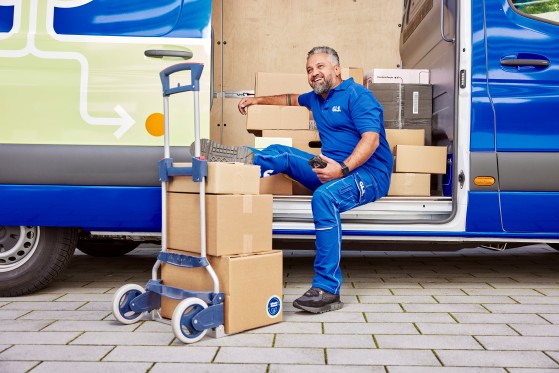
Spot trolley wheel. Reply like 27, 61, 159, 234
112, 284, 146, 325
172, 298, 208, 344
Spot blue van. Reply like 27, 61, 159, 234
0, 0, 558, 295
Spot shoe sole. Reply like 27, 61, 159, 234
192, 139, 254, 164
292, 300, 344, 314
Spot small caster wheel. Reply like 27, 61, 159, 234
172, 298, 208, 344
112, 284, 146, 324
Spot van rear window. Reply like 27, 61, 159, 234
0, 5, 14, 33
511, 0, 559, 23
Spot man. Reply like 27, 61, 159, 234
196, 46, 393, 313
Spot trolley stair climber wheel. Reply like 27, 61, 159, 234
112, 284, 147, 324
172, 297, 209, 343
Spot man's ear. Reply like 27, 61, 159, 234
335, 65, 342, 78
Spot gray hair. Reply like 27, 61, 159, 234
307, 46, 340, 66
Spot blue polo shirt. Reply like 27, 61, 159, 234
298, 78, 393, 193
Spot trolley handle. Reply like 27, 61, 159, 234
158, 63, 204, 97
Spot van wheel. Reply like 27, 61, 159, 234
77, 239, 139, 257
0, 226, 78, 296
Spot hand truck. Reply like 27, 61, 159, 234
111, 50, 225, 344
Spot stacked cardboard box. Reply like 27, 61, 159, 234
386, 129, 446, 196
162, 162, 283, 334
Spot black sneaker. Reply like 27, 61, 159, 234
293, 287, 344, 314
190, 139, 254, 164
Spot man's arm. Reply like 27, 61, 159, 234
314, 132, 379, 183
238, 94, 300, 115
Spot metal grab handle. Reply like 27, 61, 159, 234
144, 49, 193, 59
440, 0, 455, 43
159, 63, 204, 97
500, 58, 550, 67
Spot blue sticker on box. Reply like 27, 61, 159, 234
266, 295, 281, 318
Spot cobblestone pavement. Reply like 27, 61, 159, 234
1, 244, 559, 372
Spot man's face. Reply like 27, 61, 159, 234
306, 52, 340, 96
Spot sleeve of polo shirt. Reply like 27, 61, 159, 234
351, 90, 383, 135
297, 91, 312, 109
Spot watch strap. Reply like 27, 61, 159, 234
340, 161, 350, 177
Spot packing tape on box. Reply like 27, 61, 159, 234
243, 234, 253, 253
243, 195, 252, 214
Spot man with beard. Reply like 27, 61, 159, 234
196, 46, 392, 313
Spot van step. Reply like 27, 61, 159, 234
273, 196, 452, 222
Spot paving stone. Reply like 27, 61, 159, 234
0, 361, 39, 373
173, 333, 274, 347
55, 294, 114, 302
284, 311, 365, 323
540, 314, 559, 324
43, 320, 138, 332
2, 302, 86, 311
512, 297, 559, 305
0, 344, 113, 361
104, 345, 217, 363
270, 365, 385, 373
324, 322, 418, 335
336, 303, 405, 313
391, 289, 466, 296
417, 323, 517, 336
274, 333, 375, 348
387, 367, 506, 373
463, 289, 543, 296
421, 283, 495, 289
364, 312, 456, 323
358, 295, 438, 304
376, 335, 482, 350
352, 282, 424, 289
434, 296, 516, 304
30, 361, 153, 373
327, 348, 440, 366
508, 369, 559, 373
77, 302, 113, 311
476, 336, 559, 350
246, 321, 322, 334
546, 351, 559, 363
0, 320, 53, 332
452, 313, 551, 324
536, 289, 559, 296
151, 363, 267, 373
402, 304, 489, 313
0, 295, 61, 302
72, 331, 174, 346
0, 332, 81, 345
21, 310, 110, 321
436, 350, 558, 368
214, 347, 324, 364
510, 324, 559, 337
0, 310, 29, 320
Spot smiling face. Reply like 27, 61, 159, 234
306, 52, 342, 97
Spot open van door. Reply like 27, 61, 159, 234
485, 0, 559, 232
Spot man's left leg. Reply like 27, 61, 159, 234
293, 169, 380, 313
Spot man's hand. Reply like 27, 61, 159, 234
311, 154, 344, 183
238, 97, 259, 115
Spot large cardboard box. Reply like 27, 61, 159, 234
260, 174, 293, 195
167, 193, 273, 256
342, 67, 364, 85
366, 68, 430, 84
369, 83, 433, 121
261, 129, 321, 155
255, 72, 309, 96
385, 129, 425, 153
161, 250, 283, 334
388, 173, 431, 196
168, 162, 260, 195
394, 145, 447, 174
247, 105, 310, 130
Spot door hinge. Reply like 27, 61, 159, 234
458, 170, 465, 189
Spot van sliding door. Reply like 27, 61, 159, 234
484, 0, 559, 232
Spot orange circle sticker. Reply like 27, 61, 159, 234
145, 113, 165, 137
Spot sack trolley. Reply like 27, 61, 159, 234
111, 50, 225, 343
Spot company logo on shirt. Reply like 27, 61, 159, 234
332, 106, 341, 113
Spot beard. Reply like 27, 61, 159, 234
311, 76, 332, 95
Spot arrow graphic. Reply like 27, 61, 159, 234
0, 0, 135, 138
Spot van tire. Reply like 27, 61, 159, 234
0, 226, 78, 297
77, 239, 139, 257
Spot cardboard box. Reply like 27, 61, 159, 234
260, 174, 293, 195
161, 250, 283, 334
369, 83, 433, 120
167, 193, 273, 256
342, 67, 364, 85
384, 120, 432, 145
255, 72, 309, 96
247, 105, 310, 130
385, 129, 425, 153
366, 68, 430, 84
394, 145, 447, 174
168, 162, 261, 195
388, 173, 431, 196
261, 129, 321, 155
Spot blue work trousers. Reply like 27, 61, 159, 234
252, 145, 381, 294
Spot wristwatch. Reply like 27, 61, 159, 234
340, 161, 350, 177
